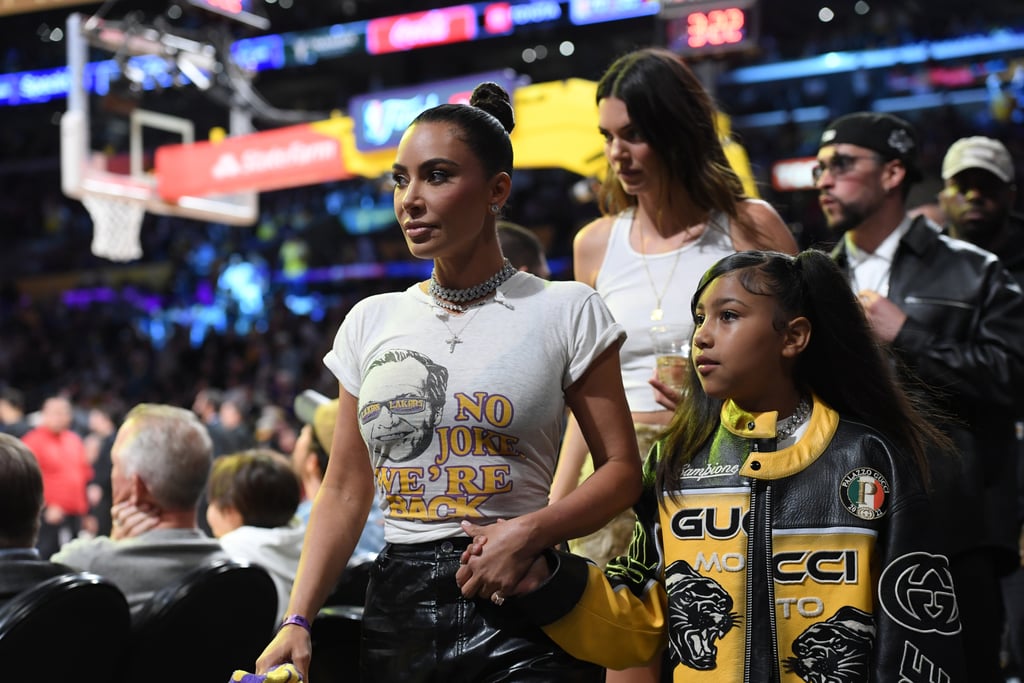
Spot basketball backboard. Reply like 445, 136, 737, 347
60, 12, 258, 259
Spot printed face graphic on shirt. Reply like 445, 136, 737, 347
360, 350, 448, 465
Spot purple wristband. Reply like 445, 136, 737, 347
280, 614, 312, 633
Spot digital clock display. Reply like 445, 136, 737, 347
661, 0, 758, 55
686, 7, 745, 48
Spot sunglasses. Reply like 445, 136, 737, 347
812, 153, 882, 183
359, 397, 428, 424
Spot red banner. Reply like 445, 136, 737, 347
155, 123, 351, 201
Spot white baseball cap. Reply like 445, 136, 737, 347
941, 136, 1015, 183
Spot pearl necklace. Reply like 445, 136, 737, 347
429, 259, 517, 313
775, 397, 812, 441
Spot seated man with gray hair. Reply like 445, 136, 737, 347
53, 403, 229, 618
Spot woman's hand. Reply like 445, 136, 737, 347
510, 555, 552, 594
457, 528, 552, 597
455, 519, 539, 601
649, 374, 683, 411
254, 624, 312, 681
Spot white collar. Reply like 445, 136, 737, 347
844, 214, 913, 265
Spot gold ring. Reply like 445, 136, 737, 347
490, 591, 505, 606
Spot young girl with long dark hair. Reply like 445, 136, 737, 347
462, 249, 966, 682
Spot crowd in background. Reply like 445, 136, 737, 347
0, 6, 1023, 681
0, 119, 1020, 438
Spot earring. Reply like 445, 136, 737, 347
490, 204, 500, 215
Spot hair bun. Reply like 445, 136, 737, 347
470, 82, 515, 134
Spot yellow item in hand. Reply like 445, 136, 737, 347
229, 663, 302, 682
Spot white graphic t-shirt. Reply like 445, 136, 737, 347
324, 271, 625, 544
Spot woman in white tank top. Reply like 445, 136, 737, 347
550, 48, 798, 683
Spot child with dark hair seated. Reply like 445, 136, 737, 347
207, 449, 304, 623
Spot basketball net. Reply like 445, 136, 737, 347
82, 193, 145, 261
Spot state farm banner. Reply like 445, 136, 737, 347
151, 78, 759, 198
155, 121, 353, 200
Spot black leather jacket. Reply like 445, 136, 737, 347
832, 216, 1024, 566
518, 398, 965, 682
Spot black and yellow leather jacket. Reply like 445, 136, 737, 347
517, 396, 966, 682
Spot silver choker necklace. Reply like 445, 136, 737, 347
429, 259, 516, 313
776, 397, 811, 440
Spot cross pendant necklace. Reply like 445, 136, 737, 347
437, 304, 484, 354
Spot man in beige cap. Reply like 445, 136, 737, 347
291, 391, 384, 607
941, 135, 1024, 681
292, 390, 384, 564
940, 136, 1023, 283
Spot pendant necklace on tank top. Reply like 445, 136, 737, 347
638, 217, 698, 322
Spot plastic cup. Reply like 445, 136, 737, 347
650, 324, 691, 393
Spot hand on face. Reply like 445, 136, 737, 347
110, 500, 161, 540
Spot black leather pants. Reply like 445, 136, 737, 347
360, 538, 603, 682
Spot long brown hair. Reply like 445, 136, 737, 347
596, 48, 745, 223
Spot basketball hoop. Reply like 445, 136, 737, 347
82, 193, 145, 262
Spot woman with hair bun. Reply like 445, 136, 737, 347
253, 82, 641, 681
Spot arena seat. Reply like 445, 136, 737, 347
309, 604, 364, 683
0, 571, 130, 683
124, 559, 277, 683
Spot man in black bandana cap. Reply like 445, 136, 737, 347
816, 111, 1024, 681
